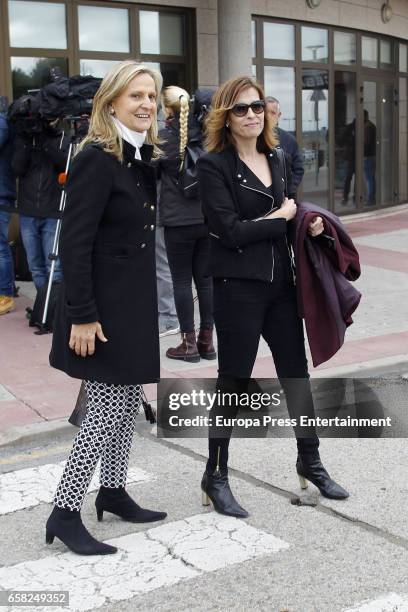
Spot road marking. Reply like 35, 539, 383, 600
345, 593, 408, 611
0, 513, 289, 611
0, 384, 15, 401
0, 462, 152, 515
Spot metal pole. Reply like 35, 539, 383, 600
41, 140, 74, 328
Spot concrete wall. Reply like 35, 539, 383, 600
251, 0, 408, 41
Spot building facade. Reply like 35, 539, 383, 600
1, 0, 407, 214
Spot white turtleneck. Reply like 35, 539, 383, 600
112, 117, 147, 160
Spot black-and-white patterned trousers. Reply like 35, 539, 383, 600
54, 380, 142, 511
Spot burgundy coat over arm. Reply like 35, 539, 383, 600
290, 202, 362, 367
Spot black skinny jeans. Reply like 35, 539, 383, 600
164, 224, 213, 333
207, 268, 318, 474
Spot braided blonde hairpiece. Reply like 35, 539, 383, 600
161, 86, 190, 166
179, 94, 189, 164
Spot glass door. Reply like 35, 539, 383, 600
361, 77, 395, 209
361, 80, 378, 207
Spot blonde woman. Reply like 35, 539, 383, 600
47, 60, 167, 555
158, 86, 215, 362
197, 76, 349, 518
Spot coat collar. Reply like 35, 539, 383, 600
122, 139, 154, 164
224, 145, 285, 204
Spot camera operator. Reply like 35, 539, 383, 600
11, 116, 69, 290
0, 96, 16, 315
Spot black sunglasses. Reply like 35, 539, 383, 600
229, 100, 265, 117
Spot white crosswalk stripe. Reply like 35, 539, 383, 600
0, 513, 290, 611
0, 462, 152, 515
345, 593, 408, 611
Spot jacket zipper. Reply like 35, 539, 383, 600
285, 235, 296, 285
239, 183, 274, 201
239, 183, 275, 281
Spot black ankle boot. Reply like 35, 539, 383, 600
95, 486, 167, 523
296, 454, 349, 499
201, 471, 249, 518
45, 506, 117, 555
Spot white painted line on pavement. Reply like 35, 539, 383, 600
0, 384, 15, 401
0, 513, 289, 611
0, 462, 152, 515
345, 592, 408, 611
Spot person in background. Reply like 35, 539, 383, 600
156, 189, 180, 337
265, 96, 304, 190
158, 86, 215, 363
0, 96, 16, 315
11, 117, 69, 291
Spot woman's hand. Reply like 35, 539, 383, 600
264, 198, 297, 221
69, 322, 108, 357
307, 216, 324, 237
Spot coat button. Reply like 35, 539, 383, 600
237, 174, 242, 178
243, 179, 247, 183
144, 224, 148, 230
143, 202, 148, 208
141, 243, 146, 249
127, 162, 132, 168
150, 224, 155, 230
269, 153, 273, 157
136, 182, 140, 187
150, 205, 155, 211
281, 178, 285, 182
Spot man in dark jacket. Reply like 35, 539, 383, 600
265, 97, 304, 189
0, 97, 16, 315
12, 119, 69, 289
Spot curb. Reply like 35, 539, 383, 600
0, 418, 74, 450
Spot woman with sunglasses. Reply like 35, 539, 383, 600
197, 76, 349, 518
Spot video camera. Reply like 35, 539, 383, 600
8, 67, 101, 137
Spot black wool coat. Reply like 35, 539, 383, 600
197, 145, 296, 282
49, 140, 160, 385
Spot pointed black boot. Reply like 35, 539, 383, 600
95, 486, 167, 523
201, 471, 249, 518
296, 454, 349, 499
45, 506, 117, 555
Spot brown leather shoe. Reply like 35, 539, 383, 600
0, 296, 14, 316
166, 331, 200, 363
197, 328, 217, 360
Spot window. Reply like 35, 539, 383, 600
362, 36, 378, 68
251, 20, 256, 58
8, 0, 67, 49
80, 59, 120, 78
380, 40, 392, 69
264, 66, 295, 133
78, 6, 129, 53
139, 11, 183, 56
301, 27, 328, 63
263, 22, 295, 60
11, 56, 68, 99
400, 44, 408, 73
334, 31, 356, 65
301, 69, 329, 208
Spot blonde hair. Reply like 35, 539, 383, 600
77, 60, 163, 162
204, 76, 278, 153
161, 86, 190, 164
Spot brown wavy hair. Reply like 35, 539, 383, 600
204, 76, 278, 153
